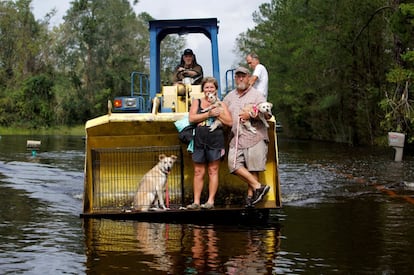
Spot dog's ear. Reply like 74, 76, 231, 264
171, 155, 178, 161
269, 103, 273, 108
159, 154, 166, 160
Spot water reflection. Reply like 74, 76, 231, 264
225, 227, 281, 274
1, 135, 414, 274
83, 219, 281, 274
191, 226, 219, 272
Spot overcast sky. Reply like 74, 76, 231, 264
31, 0, 268, 76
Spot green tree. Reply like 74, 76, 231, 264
0, 0, 55, 128
54, 0, 184, 119
0, 0, 192, 128
56, 0, 146, 117
380, 2, 414, 142
236, 0, 395, 145
16, 74, 55, 127
0, 0, 49, 87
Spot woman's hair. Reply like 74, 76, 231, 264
201, 77, 218, 90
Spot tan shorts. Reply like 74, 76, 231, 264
228, 140, 268, 173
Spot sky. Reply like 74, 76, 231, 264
31, 0, 268, 77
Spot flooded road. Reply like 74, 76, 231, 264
0, 135, 413, 274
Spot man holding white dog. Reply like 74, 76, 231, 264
223, 67, 271, 208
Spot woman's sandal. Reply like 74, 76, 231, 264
200, 202, 214, 209
186, 203, 200, 210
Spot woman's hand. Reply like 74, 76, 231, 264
208, 106, 220, 117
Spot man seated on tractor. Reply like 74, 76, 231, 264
174, 48, 204, 85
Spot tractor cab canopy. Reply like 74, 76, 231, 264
149, 18, 221, 98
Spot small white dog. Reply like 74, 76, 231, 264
202, 92, 223, 132
240, 102, 273, 134
133, 154, 177, 212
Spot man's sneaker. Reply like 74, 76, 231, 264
245, 196, 253, 208
251, 184, 270, 205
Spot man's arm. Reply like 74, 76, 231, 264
248, 75, 258, 87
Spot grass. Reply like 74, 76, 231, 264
0, 125, 85, 136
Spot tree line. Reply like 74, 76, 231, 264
236, 0, 414, 145
1, 0, 413, 146
0, 0, 182, 128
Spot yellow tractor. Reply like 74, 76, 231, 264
81, 18, 282, 224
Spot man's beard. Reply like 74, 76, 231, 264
236, 82, 248, 91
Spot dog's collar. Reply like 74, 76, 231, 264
252, 104, 259, 115
249, 104, 259, 118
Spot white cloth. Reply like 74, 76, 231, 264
252, 63, 268, 99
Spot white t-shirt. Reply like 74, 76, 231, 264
252, 63, 268, 99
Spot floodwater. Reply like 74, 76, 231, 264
0, 135, 413, 274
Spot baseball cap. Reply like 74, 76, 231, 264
183, 48, 194, 55
235, 66, 250, 75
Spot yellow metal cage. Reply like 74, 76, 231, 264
90, 145, 183, 210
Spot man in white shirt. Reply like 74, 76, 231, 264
246, 53, 269, 99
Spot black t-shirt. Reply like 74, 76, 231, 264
194, 99, 224, 150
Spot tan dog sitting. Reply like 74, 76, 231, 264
240, 102, 273, 134
202, 92, 223, 132
133, 154, 177, 212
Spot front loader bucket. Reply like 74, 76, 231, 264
82, 112, 282, 216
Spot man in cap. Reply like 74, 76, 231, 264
223, 66, 271, 208
174, 48, 204, 85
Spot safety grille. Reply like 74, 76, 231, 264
91, 145, 183, 211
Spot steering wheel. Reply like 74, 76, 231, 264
176, 69, 200, 81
